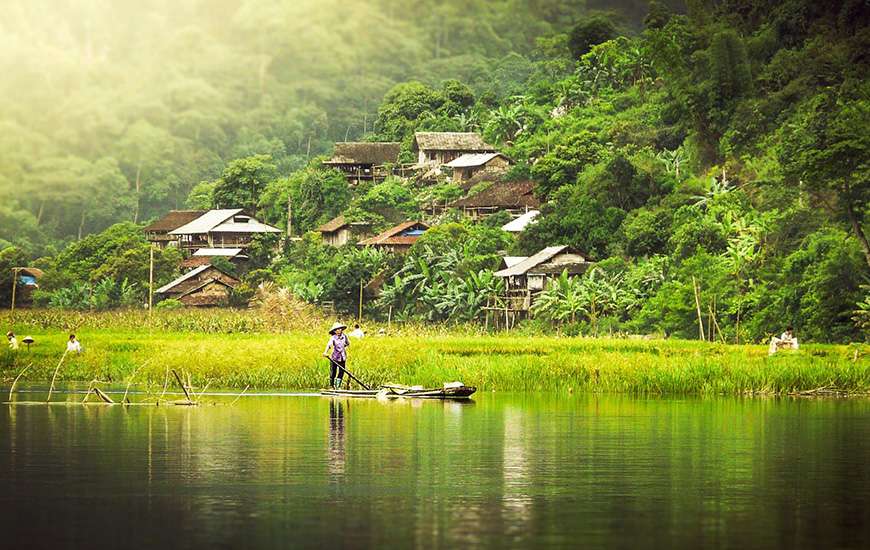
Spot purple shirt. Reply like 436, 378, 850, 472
327, 334, 349, 361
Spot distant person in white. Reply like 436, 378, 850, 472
768, 326, 798, 355
349, 323, 365, 339
66, 333, 82, 354
7, 331, 18, 350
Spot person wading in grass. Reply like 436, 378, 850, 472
7, 331, 18, 351
66, 333, 82, 354
323, 322, 350, 389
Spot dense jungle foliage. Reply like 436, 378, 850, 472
1, 0, 868, 343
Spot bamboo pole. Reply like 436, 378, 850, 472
229, 385, 250, 406
10, 268, 18, 317
7, 363, 32, 401
358, 279, 363, 323
692, 276, 704, 341
45, 350, 69, 402
93, 387, 115, 404
148, 246, 154, 316
172, 369, 193, 403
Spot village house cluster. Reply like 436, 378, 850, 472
144, 131, 587, 310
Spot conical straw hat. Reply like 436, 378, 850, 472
329, 322, 347, 334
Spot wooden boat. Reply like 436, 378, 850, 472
320, 384, 476, 399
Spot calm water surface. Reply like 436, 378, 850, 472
1, 389, 869, 549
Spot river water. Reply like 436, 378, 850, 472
1, 390, 869, 549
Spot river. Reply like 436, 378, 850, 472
1, 389, 869, 548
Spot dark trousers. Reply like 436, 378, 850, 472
329, 360, 346, 388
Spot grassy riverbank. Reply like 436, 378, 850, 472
1, 312, 867, 395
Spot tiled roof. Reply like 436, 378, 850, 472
358, 221, 429, 246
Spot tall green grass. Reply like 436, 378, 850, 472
1, 322, 867, 395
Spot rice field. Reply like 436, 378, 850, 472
1, 311, 867, 395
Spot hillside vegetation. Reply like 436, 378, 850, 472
1, 0, 868, 343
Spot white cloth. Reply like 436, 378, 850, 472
8, 337, 18, 350
67, 340, 82, 353
349, 328, 365, 339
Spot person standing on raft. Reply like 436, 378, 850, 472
323, 322, 350, 389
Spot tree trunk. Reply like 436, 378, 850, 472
36, 200, 45, 225
846, 201, 870, 268
78, 210, 86, 240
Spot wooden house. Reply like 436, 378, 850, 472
451, 180, 540, 220
493, 246, 591, 312
143, 210, 206, 249
10, 267, 44, 308
445, 153, 511, 183
316, 215, 373, 247
412, 132, 495, 167
322, 142, 401, 185
357, 221, 429, 253
180, 248, 249, 269
169, 209, 281, 252
155, 264, 240, 307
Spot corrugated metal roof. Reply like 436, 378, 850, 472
501, 210, 540, 233
211, 220, 281, 233
445, 152, 508, 168
155, 265, 211, 294
169, 209, 242, 235
192, 248, 244, 257
502, 256, 529, 268
494, 246, 570, 277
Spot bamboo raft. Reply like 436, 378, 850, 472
321, 384, 476, 399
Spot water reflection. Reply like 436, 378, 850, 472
328, 399, 346, 478
0, 393, 868, 548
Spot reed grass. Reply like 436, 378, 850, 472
1, 315, 867, 395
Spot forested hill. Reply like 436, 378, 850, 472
1, 0, 868, 342
0, 0, 676, 249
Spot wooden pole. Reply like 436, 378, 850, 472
287, 194, 293, 237
358, 280, 363, 323
172, 369, 193, 403
10, 268, 18, 317
148, 246, 154, 315
46, 350, 69, 403
692, 276, 704, 341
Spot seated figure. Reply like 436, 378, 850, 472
768, 326, 799, 355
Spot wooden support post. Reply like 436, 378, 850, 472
148, 246, 154, 315
358, 279, 363, 323
10, 268, 18, 317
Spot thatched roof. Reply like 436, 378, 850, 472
413, 132, 495, 152
451, 181, 540, 209
323, 142, 401, 165
143, 210, 206, 233
358, 221, 429, 247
